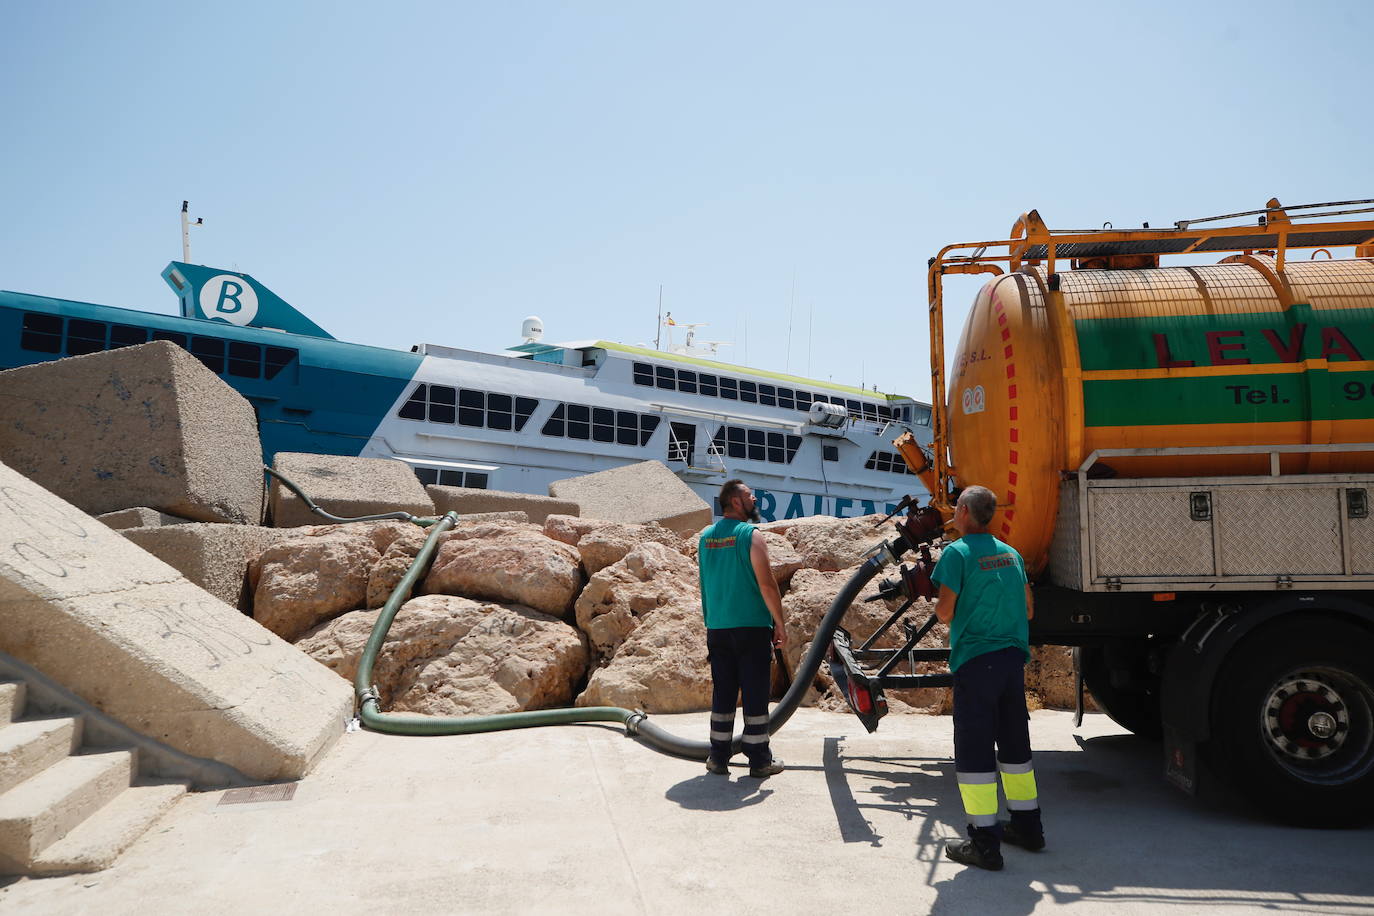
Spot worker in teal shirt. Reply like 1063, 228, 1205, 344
932, 484, 1044, 871
698, 479, 788, 778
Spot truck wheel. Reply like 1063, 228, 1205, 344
1079, 645, 1162, 739
1207, 620, 1374, 827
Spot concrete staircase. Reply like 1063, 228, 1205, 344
0, 679, 188, 876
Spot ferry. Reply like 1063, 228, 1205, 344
0, 261, 933, 520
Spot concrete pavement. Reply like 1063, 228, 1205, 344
2, 708, 1371, 914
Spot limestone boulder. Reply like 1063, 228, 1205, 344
269, 452, 433, 528
549, 460, 711, 536
423, 526, 582, 618
576, 522, 688, 575
574, 542, 698, 658
782, 567, 949, 713
762, 514, 889, 571
576, 602, 711, 713
366, 527, 428, 609
759, 530, 804, 587
426, 485, 577, 525
252, 529, 379, 640
297, 595, 589, 716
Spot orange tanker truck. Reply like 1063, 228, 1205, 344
869, 199, 1374, 826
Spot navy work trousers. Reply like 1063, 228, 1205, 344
707, 626, 774, 767
952, 646, 1039, 829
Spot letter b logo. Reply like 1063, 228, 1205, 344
199, 275, 259, 327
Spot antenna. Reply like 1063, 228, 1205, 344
180, 200, 204, 262
654, 285, 663, 350
786, 270, 796, 373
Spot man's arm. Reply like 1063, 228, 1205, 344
749, 533, 788, 647
1025, 583, 1034, 620
935, 584, 958, 624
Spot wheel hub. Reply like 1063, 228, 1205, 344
1263, 674, 1349, 761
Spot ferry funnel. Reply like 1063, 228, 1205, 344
161, 261, 334, 339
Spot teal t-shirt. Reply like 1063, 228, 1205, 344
930, 533, 1030, 672
698, 519, 773, 630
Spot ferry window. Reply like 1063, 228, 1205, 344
592, 407, 615, 443
866, 451, 887, 472
399, 384, 428, 420
264, 346, 296, 380
655, 366, 675, 390
616, 410, 638, 446
412, 467, 439, 485
739, 380, 758, 403
785, 435, 801, 462
877, 404, 892, 421
66, 319, 106, 356
20, 313, 63, 353
226, 341, 261, 379
746, 428, 765, 461
795, 390, 812, 411
467, 472, 489, 489
639, 415, 660, 445
514, 396, 539, 431
110, 324, 148, 349
718, 377, 738, 400
677, 370, 697, 394
151, 330, 188, 351
458, 388, 484, 427
542, 403, 566, 437
823, 445, 839, 462
438, 470, 463, 487
915, 406, 932, 427
567, 403, 590, 439
487, 392, 513, 431
759, 384, 776, 406
777, 387, 794, 410
632, 362, 653, 386
190, 336, 225, 374
766, 431, 784, 463
698, 373, 718, 397
846, 399, 862, 419
425, 386, 454, 424
725, 426, 746, 459
861, 403, 878, 423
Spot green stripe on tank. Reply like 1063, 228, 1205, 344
1083, 369, 1374, 427
1074, 304, 1374, 371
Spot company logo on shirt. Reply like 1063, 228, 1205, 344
703, 536, 738, 550
978, 554, 1015, 571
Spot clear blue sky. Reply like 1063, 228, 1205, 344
2, 1, 1368, 401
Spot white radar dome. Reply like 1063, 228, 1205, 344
521, 316, 544, 342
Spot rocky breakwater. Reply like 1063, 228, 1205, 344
241, 514, 1080, 718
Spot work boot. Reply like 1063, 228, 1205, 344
1001, 813, 1045, 852
748, 757, 785, 778
944, 827, 1004, 871
705, 757, 729, 775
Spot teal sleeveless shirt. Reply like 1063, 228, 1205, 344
698, 519, 773, 629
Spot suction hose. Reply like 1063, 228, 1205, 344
266, 458, 888, 758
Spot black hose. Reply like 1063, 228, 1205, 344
264, 465, 436, 525
629, 554, 884, 759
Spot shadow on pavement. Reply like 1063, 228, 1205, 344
665, 772, 775, 811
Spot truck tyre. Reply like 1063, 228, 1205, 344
1079, 645, 1162, 739
1206, 619, 1374, 827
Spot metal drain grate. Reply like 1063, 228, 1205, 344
218, 784, 298, 805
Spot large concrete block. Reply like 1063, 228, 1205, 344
548, 461, 712, 537
269, 453, 435, 528
122, 524, 298, 611
425, 485, 578, 525
97, 508, 195, 531
0, 461, 352, 781
0, 341, 263, 524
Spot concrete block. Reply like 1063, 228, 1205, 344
97, 508, 195, 531
548, 461, 712, 537
0, 341, 263, 524
270, 453, 434, 528
425, 485, 578, 525
121, 524, 297, 612
0, 460, 352, 781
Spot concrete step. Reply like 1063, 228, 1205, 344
0, 750, 133, 872
0, 682, 24, 726
31, 780, 188, 875
0, 717, 80, 796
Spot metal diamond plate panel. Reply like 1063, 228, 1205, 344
1048, 483, 1083, 588
1216, 487, 1343, 576
1348, 509, 1373, 576
1089, 488, 1215, 578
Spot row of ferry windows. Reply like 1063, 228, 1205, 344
19, 313, 297, 380
411, 467, 489, 490
711, 426, 802, 464
632, 361, 896, 423
867, 450, 919, 476
542, 403, 660, 445
398, 384, 539, 431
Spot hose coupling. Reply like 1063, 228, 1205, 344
624, 710, 648, 736
358, 685, 381, 709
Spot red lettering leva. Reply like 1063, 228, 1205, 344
1206, 330, 1250, 365
1260, 324, 1306, 362
1320, 327, 1364, 361
1153, 333, 1195, 368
